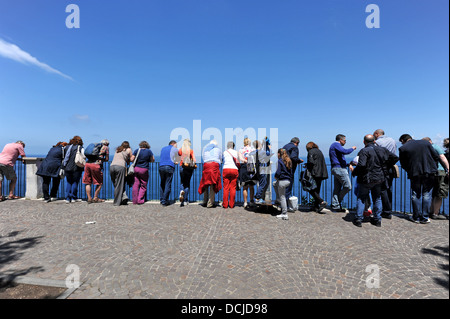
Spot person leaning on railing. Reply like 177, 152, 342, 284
305, 142, 329, 214
329, 134, 357, 213
178, 139, 196, 207
198, 140, 223, 208
159, 140, 178, 206
110, 141, 135, 206
62, 136, 85, 204
422, 137, 450, 220
36, 141, 68, 202
0, 140, 26, 201
238, 138, 256, 208
222, 141, 239, 209
132, 141, 155, 205
273, 148, 293, 220
83, 139, 109, 204
399, 134, 444, 224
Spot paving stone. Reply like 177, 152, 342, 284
0, 200, 448, 299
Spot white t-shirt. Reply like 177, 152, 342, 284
223, 149, 239, 170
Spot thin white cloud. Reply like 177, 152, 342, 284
70, 114, 91, 125
0, 38, 73, 80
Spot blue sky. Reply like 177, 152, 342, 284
0, 0, 448, 158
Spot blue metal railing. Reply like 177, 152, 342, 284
2, 160, 449, 214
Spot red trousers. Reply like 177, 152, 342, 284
222, 169, 239, 208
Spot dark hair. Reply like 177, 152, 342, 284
290, 137, 300, 144
139, 141, 150, 149
306, 142, 319, 151
116, 141, 131, 153
253, 140, 261, 149
169, 140, 177, 146
336, 134, 346, 142
399, 134, 412, 143
69, 136, 83, 146
227, 141, 235, 149
444, 138, 449, 149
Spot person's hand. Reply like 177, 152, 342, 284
352, 146, 357, 150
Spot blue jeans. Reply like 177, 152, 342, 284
355, 182, 383, 222
65, 170, 82, 202
180, 166, 194, 203
159, 165, 174, 205
411, 175, 434, 221
255, 173, 269, 200
331, 167, 352, 209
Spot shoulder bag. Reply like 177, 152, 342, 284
128, 148, 141, 176
75, 145, 86, 168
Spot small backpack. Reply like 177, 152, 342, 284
85, 143, 102, 159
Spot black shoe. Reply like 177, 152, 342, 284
381, 212, 392, 219
317, 201, 327, 214
371, 219, 382, 227
352, 219, 362, 227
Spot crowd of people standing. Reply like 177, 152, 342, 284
1, 130, 449, 227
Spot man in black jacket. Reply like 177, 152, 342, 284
352, 135, 399, 227
399, 134, 441, 224
283, 137, 303, 211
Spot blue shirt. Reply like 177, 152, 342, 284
160, 145, 177, 168
329, 142, 354, 168
133, 148, 154, 169
432, 143, 445, 171
202, 143, 223, 163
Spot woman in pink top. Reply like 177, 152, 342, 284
0, 141, 26, 200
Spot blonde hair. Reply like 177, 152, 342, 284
243, 138, 251, 147
181, 139, 191, 159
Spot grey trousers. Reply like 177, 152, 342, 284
273, 179, 291, 214
202, 185, 216, 208
110, 165, 128, 206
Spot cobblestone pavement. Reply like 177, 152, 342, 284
0, 199, 448, 299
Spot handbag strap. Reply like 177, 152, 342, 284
131, 148, 141, 168
227, 150, 239, 169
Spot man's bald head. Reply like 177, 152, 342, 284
364, 135, 375, 144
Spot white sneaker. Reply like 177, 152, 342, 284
73, 199, 82, 203
243, 202, 248, 208
276, 213, 289, 220
51, 198, 58, 202
65, 200, 71, 204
